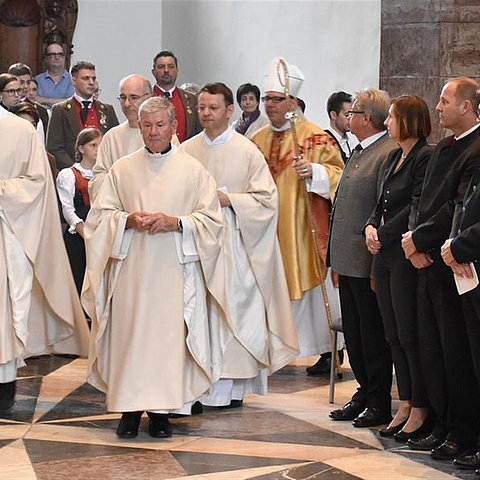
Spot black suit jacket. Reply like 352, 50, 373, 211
47, 97, 119, 169
324, 129, 348, 164
450, 166, 480, 269
412, 127, 480, 256
366, 138, 432, 247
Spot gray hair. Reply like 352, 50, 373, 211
138, 96, 176, 123
119, 74, 152, 95
353, 88, 391, 130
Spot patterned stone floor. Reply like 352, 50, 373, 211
0, 355, 476, 479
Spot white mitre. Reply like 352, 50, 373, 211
263, 56, 304, 97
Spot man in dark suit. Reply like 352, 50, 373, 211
402, 77, 480, 460
327, 88, 396, 428
7, 62, 49, 139
151, 50, 201, 143
442, 167, 480, 474
47, 61, 119, 169
324, 91, 358, 164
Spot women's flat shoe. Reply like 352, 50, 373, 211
379, 420, 407, 437
394, 418, 433, 443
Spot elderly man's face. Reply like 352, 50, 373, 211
45, 44, 66, 70
347, 100, 368, 140
264, 91, 297, 128
139, 108, 177, 153
119, 78, 151, 124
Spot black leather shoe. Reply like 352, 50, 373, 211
191, 401, 203, 415
147, 412, 172, 438
407, 433, 445, 451
306, 351, 345, 376
379, 420, 407, 437
116, 411, 143, 438
353, 407, 392, 428
330, 400, 365, 421
431, 440, 472, 460
306, 357, 331, 376
453, 450, 480, 470
0, 381, 16, 414
475, 467, 480, 475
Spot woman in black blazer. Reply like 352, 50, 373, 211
365, 95, 433, 442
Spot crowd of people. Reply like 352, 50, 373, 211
1, 42, 480, 475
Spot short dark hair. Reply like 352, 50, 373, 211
236, 83, 260, 105
44, 42, 64, 56
297, 97, 306, 113
390, 95, 432, 141
326, 91, 352, 116
199, 82, 234, 106
0, 73, 18, 92
153, 50, 178, 68
12, 102, 40, 125
8, 63, 32, 77
71, 61, 96, 77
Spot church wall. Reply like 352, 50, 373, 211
72, 0, 380, 127
72, 0, 163, 114
161, 0, 381, 127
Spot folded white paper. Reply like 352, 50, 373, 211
454, 262, 479, 295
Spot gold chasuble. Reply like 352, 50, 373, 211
252, 118, 343, 300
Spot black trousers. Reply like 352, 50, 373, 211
64, 231, 86, 296
374, 247, 428, 407
417, 263, 480, 445
461, 290, 480, 447
339, 275, 392, 412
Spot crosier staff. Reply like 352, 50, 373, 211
276, 57, 340, 376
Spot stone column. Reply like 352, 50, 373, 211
380, 0, 480, 141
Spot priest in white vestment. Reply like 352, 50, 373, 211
83, 97, 225, 439
181, 83, 299, 408
90, 74, 179, 201
0, 113, 89, 413
89, 74, 152, 201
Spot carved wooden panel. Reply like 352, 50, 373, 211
0, 0, 77, 75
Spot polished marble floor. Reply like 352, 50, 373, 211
1, 355, 476, 479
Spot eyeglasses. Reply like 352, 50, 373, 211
46, 52, 64, 58
261, 95, 287, 104
117, 93, 149, 103
2, 88, 23, 96
347, 110, 366, 116
94, 89, 102, 95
